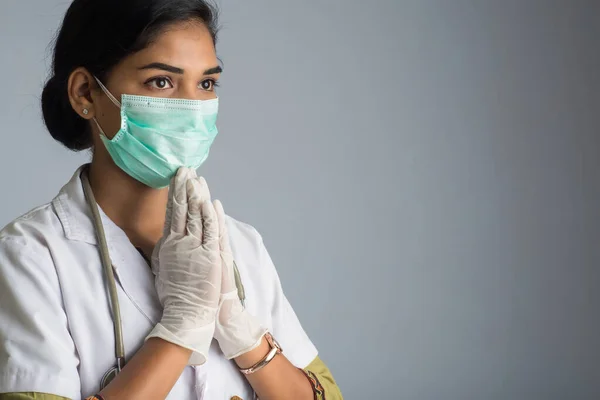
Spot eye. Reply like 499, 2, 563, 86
146, 77, 173, 90
200, 79, 218, 91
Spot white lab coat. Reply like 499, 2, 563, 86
0, 166, 317, 400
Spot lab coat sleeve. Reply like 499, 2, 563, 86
257, 237, 319, 369
0, 237, 81, 399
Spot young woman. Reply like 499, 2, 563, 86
0, 1, 342, 399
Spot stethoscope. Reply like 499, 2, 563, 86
80, 167, 248, 393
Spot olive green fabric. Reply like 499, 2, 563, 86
0, 394, 68, 400
305, 355, 344, 399
0, 356, 342, 400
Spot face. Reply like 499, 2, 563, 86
69, 20, 220, 141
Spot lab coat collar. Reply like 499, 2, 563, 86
52, 165, 162, 325
52, 164, 130, 246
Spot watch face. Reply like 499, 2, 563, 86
267, 333, 283, 352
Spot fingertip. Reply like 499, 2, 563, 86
169, 171, 192, 235
173, 168, 193, 205
196, 176, 211, 202
197, 176, 208, 193
175, 167, 189, 182
213, 199, 223, 215
186, 177, 195, 193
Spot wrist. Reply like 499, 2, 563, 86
214, 310, 267, 359
234, 335, 270, 369
146, 336, 193, 356
147, 322, 215, 365
161, 302, 218, 326
236, 332, 284, 375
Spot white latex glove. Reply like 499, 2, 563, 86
147, 168, 222, 365
213, 200, 267, 359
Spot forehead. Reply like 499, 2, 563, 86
125, 21, 217, 69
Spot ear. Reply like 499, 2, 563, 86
67, 67, 96, 120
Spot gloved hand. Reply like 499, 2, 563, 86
213, 200, 267, 359
147, 167, 222, 365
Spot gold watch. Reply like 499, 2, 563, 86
239, 333, 283, 375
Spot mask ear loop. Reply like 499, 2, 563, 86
94, 76, 121, 108
92, 76, 121, 136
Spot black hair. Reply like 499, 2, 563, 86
41, 0, 219, 151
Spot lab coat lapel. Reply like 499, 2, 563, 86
101, 214, 162, 326
54, 165, 161, 328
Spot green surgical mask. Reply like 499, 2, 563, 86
92, 77, 219, 188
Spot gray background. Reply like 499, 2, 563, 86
1, 0, 599, 399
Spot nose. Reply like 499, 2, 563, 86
178, 83, 197, 100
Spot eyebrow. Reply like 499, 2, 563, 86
139, 62, 184, 74
138, 63, 223, 75
203, 66, 223, 75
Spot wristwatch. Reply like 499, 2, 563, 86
239, 332, 283, 375
265, 332, 282, 354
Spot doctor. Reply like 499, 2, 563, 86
0, 0, 342, 399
